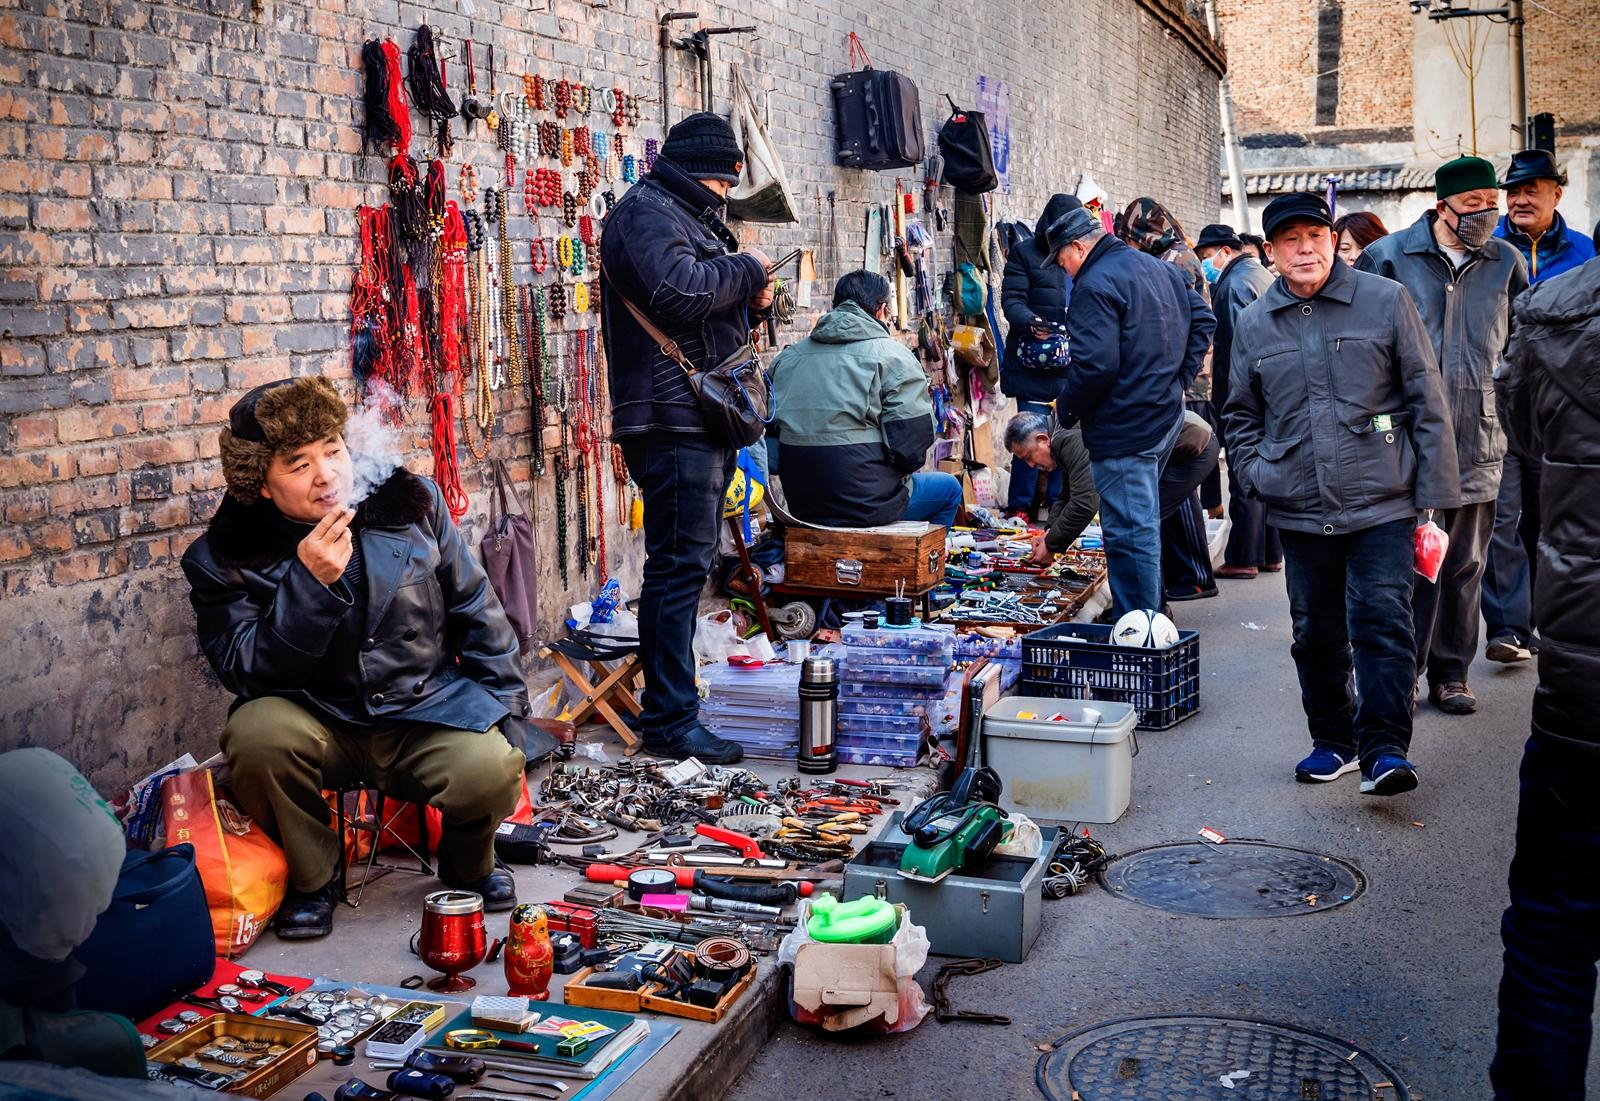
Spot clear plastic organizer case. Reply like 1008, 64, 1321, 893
836, 738, 922, 767
838, 710, 926, 736
841, 662, 949, 688
843, 623, 955, 662
836, 695, 932, 717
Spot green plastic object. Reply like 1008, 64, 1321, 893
898, 804, 1010, 883
806, 892, 899, 944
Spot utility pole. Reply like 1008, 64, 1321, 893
1418, 0, 1529, 150
1205, 0, 1250, 228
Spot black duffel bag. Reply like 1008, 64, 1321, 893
937, 96, 998, 194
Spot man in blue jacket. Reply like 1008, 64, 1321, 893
600, 113, 773, 765
1481, 149, 1597, 669
1045, 206, 1215, 616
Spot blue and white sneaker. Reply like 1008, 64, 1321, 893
1361, 754, 1419, 796
1294, 748, 1360, 783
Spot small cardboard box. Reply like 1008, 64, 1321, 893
789, 904, 910, 1032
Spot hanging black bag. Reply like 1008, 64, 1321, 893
937, 96, 998, 194
830, 33, 924, 171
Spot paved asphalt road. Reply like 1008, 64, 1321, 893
726, 570, 1586, 1101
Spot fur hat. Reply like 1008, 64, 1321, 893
219, 376, 348, 503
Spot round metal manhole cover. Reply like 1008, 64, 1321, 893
1037, 1014, 1409, 1101
1098, 841, 1366, 918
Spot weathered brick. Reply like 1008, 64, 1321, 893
4, 486, 51, 524
0, 450, 76, 487
56, 404, 138, 443
0, 527, 30, 562
47, 544, 129, 585
130, 467, 172, 501
73, 508, 119, 546
10, 414, 55, 448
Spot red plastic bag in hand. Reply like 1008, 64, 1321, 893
1415, 519, 1449, 583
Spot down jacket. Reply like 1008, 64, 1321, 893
1496, 257, 1600, 762
1223, 257, 1459, 535
181, 470, 552, 757
1058, 235, 1214, 459
768, 302, 934, 526
599, 158, 768, 437
999, 193, 1078, 403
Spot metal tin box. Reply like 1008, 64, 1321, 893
145, 1012, 318, 1097
840, 813, 1054, 964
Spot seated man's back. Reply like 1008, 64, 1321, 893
770, 271, 955, 527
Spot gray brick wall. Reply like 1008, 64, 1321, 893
0, 0, 1219, 793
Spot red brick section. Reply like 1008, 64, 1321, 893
1218, 0, 1597, 139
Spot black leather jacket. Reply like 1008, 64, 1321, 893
181, 470, 533, 737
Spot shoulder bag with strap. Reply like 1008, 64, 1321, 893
479, 458, 539, 653
602, 259, 772, 448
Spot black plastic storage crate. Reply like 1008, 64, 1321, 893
1019, 622, 1200, 730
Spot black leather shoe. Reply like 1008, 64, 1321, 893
1165, 583, 1218, 602
641, 723, 743, 765
450, 868, 518, 912
274, 877, 339, 940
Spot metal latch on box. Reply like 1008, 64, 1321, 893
927, 549, 941, 574
835, 559, 863, 586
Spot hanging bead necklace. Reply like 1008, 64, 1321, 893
496, 187, 525, 388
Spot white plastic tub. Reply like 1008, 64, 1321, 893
980, 696, 1137, 824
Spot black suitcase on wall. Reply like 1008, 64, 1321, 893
831, 67, 924, 170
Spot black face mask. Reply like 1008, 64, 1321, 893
1443, 201, 1498, 249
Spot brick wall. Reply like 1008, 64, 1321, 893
1219, 0, 1598, 143
0, 0, 1220, 794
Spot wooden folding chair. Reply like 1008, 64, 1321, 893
542, 630, 644, 755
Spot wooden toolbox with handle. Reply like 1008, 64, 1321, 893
782, 522, 945, 594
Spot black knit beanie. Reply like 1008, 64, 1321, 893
658, 111, 744, 183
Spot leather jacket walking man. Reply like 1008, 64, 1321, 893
181, 377, 548, 939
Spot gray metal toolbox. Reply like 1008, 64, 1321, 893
840, 812, 1054, 964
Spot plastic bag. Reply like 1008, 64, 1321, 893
995, 812, 1043, 858
1415, 517, 1449, 583
779, 898, 931, 1035
694, 610, 746, 666
0, 749, 126, 962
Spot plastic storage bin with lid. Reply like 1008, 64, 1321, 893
699, 659, 803, 760
980, 697, 1138, 824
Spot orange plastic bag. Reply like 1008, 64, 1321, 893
161, 769, 288, 957
1415, 518, 1450, 583
377, 774, 537, 853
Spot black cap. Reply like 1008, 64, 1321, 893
1261, 192, 1333, 240
227, 378, 297, 443
1501, 148, 1565, 188
1194, 223, 1243, 251
1041, 207, 1100, 260
657, 111, 744, 183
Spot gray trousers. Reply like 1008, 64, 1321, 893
1481, 448, 1539, 640
1412, 500, 1496, 685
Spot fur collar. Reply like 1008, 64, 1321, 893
205, 468, 434, 570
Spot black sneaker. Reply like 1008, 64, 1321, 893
1485, 634, 1534, 664
641, 723, 744, 765
274, 877, 340, 940
1165, 583, 1218, 602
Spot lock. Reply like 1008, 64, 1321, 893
874, 879, 887, 900
980, 890, 990, 915
835, 558, 864, 586
927, 549, 942, 574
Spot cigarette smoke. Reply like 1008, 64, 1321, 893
344, 380, 404, 508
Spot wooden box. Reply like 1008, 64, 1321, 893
638, 957, 755, 1023
783, 523, 946, 594
561, 967, 656, 1012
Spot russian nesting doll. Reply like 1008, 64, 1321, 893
503, 903, 553, 1000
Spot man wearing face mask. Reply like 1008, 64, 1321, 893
767, 270, 959, 528
1357, 156, 1529, 716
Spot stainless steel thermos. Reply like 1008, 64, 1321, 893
797, 655, 838, 774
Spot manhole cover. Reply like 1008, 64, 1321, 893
1037, 1014, 1409, 1100
1098, 840, 1365, 918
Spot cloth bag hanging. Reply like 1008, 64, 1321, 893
480, 459, 540, 653
727, 67, 799, 223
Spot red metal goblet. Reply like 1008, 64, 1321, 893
420, 890, 487, 993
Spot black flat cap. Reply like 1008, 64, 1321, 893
1041, 207, 1101, 260
1195, 223, 1243, 251
1261, 192, 1333, 240
1501, 148, 1565, 188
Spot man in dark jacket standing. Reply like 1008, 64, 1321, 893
1357, 155, 1529, 715
1225, 192, 1458, 796
600, 112, 773, 764
1000, 193, 1079, 516
181, 377, 544, 939
1196, 223, 1281, 579
1047, 207, 1214, 617
1481, 150, 1597, 668
769, 271, 958, 528
1491, 254, 1600, 1101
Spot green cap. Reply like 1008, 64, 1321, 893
1436, 155, 1498, 199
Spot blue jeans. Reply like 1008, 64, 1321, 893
900, 472, 963, 528
619, 433, 734, 740
1090, 413, 1183, 616
1494, 730, 1600, 1099
1483, 447, 1540, 641
1007, 400, 1062, 512
1279, 517, 1417, 765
